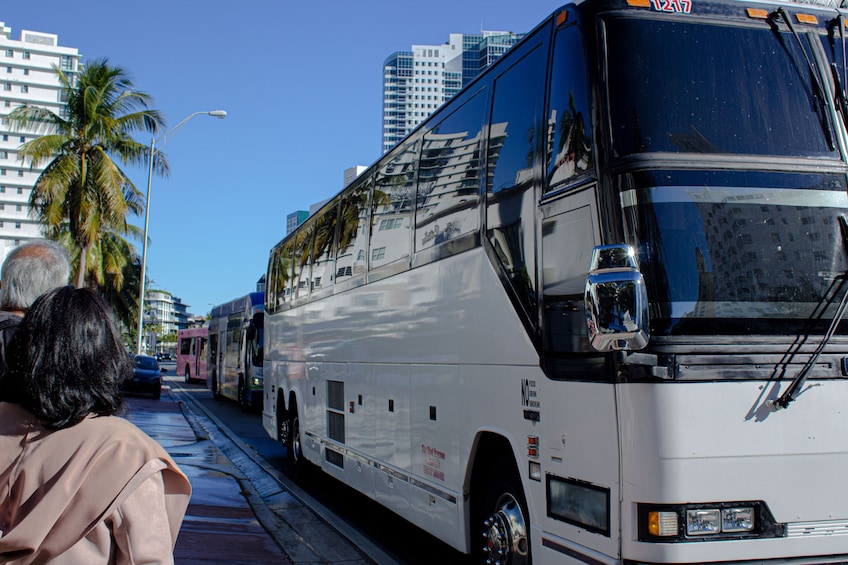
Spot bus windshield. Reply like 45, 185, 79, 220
605, 15, 848, 337
605, 16, 838, 159
623, 170, 848, 336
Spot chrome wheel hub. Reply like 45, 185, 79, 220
482, 493, 529, 565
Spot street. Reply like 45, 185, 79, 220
156, 362, 471, 565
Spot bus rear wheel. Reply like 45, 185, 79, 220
211, 370, 222, 401
479, 457, 531, 565
238, 377, 251, 412
184, 367, 191, 383
286, 402, 304, 470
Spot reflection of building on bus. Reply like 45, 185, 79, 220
176, 326, 207, 384
207, 292, 264, 412
262, 1, 848, 563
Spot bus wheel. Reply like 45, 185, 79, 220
211, 371, 222, 401
238, 377, 250, 412
184, 367, 191, 383
286, 402, 303, 469
480, 458, 531, 565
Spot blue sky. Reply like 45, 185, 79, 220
2, 1, 560, 315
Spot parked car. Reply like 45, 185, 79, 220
123, 354, 164, 399
155, 352, 172, 361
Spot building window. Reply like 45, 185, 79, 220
20, 85, 27, 93
14, 222, 20, 229
16, 188, 22, 194
5, 67, 10, 74
0, 170, 5, 176
16, 170, 22, 177
2, 135, 7, 141
0, 186, 5, 193
15, 204, 21, 211
371, 247, 386, 261
19, 137, 24, 143
3, 101, 9, 107
0, 204, 5, 210
21, 52, 30, 60
5, 50, 11, 58
0, 151, 6, 159
3, 84, 9, 92
22, 69, 28, 76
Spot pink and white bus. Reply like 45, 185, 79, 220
177, 326, 208, 384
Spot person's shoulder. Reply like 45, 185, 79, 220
0, 310, 21, 328
76, 415, 166, 456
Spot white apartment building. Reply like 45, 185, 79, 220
145, 290, 189, 335
0, 22, 81, 264
382, 30, 523, 154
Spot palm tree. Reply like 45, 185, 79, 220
56, 227, 142, 330
7, 57, 168, 288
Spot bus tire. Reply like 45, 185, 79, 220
238, 376, 250, 412
211, 370, 222, 401
286, 400, 304, 472
184, 366, 191, 383
478, 456, 531, 565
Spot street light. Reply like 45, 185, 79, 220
136, 109, 226, 355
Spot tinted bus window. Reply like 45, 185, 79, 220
311, 202, 338, 292
606, 17, 837, 158
371, 140, 416, 271
336, 179, 371, 283
267, 244, 291, 310
415, 90, 485, 252
546, 21, 593, 191
486, 45, 545, 324
279, 239, 296, 304
293, 224, 313, 300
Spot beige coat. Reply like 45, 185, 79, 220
0, 402, 191, 564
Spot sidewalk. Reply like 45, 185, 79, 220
122, 389, 290, 564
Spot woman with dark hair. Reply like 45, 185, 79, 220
0, 286, 190, 564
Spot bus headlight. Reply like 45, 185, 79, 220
640, 502, 778, 542
720, 507, 755, 533
686, 509, 721, 535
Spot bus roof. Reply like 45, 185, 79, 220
210, 292, 264, 320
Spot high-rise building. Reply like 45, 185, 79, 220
382, 30, 523, 154
286, 210, 309, 235
0, 22, 81, 264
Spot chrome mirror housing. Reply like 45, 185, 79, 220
584, 244, 650, 352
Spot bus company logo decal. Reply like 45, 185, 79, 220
422, 444, 446, 481
522, 378, 541, 422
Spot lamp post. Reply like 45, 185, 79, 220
136, 110, 226, 355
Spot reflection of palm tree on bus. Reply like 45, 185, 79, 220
549, 92, 593, 185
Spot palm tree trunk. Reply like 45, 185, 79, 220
76, 244, 88, 288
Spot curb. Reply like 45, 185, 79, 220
166, 382, 399, 565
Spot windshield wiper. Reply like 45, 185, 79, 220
777, 7, 837, 150
770, 214, 848, 410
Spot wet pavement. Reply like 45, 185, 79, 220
122, 381, 389, 565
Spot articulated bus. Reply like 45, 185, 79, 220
176, 326, 207, 383
207, 292, 264, 411
262, 0, 848, 562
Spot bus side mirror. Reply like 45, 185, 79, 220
584, 244, 650, 352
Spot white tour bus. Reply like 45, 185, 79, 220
263, 0, 848, 563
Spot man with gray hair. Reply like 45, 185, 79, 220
0, 239, 71, 375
